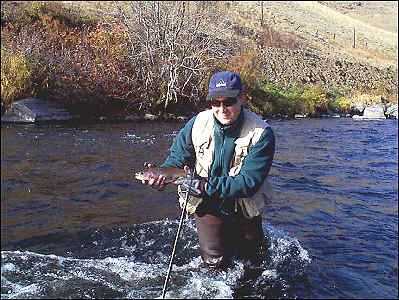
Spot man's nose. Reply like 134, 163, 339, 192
220, 102, 228, 111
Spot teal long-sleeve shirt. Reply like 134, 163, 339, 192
161, 109, 275, 201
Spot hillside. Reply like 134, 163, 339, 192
223, 1, 398, 101
2, 1, 398, 119
68, 1, 398, 69
232, 1, 397, 69
64, 1, 398, 95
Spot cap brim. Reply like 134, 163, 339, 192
206, 89, 241, 100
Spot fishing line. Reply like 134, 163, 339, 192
161, 168, 194, 299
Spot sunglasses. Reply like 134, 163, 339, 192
209, 97, 238, 107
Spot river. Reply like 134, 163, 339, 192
1, 118, 398, 299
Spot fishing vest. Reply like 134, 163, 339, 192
178, 108, 274, 218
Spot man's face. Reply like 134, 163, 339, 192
210, 96, 243, 125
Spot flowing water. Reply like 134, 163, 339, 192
1, 118, 398, 299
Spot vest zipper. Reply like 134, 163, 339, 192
220, 128, 226, 172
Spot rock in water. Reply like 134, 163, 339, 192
1, 98, 73, 123
363, 104, 386, 119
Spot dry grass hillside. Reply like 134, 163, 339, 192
231, 1, 398, 69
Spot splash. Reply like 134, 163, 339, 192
1, 219, 311, 299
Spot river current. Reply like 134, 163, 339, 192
1, 118, 398, 299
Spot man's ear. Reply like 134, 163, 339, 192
238, 90, 247, 105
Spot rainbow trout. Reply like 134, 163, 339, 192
134, 166, 188, 185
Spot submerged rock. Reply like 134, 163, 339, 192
1, 98, 73, 123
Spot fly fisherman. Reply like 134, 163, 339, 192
141, 71, 275, 268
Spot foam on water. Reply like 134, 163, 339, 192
1, 219, 311, 299
121, 132, 157, 145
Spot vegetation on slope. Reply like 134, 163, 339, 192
1, 1, 397, 119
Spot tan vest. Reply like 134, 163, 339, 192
178, 108, 274, 218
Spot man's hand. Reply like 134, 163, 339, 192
140, 162, 166, 187
174, 168, 207, 197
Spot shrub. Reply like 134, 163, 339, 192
329, 96, 352, 112
257, 24, 306, 50
226, 49, 260, 92
299, 84, 328, 115
112, 1, 233, 112
1, 1, 96, 30
36, 22, 138, 116
245, 81, 345, 118
2, 2, 140, 117
1, 49, 34, 113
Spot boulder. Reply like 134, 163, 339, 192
143, 113, 159, 121
352, 101, 366, 114
362, 104, 386, 119
294, 113, 308, 118
385, 103, 398, 119
1, 98, 73, 123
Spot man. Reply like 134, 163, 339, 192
142, 71, 275, 268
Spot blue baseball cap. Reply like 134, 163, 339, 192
206, 71, 243, 100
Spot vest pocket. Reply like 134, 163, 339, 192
229, 145, 248, 176
195, 139, 213, 177
234, 146, 248, 164
232, 136, 251, 167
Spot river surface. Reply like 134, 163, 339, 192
1, 118, 398, 299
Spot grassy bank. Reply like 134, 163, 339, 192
1, 1, 397, 119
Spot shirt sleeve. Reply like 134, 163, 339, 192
205, 126, 275, 199
161, 116, 197, 169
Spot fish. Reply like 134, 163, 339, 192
134, 166, 188, 185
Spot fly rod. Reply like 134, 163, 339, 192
161, 170, 193, 299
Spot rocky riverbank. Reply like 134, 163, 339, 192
1, 96, 396, 123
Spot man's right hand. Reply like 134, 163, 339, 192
174, 172, 207, 197
141, 163, 166, 187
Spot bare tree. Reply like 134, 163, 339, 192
112, 1, 233, 111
